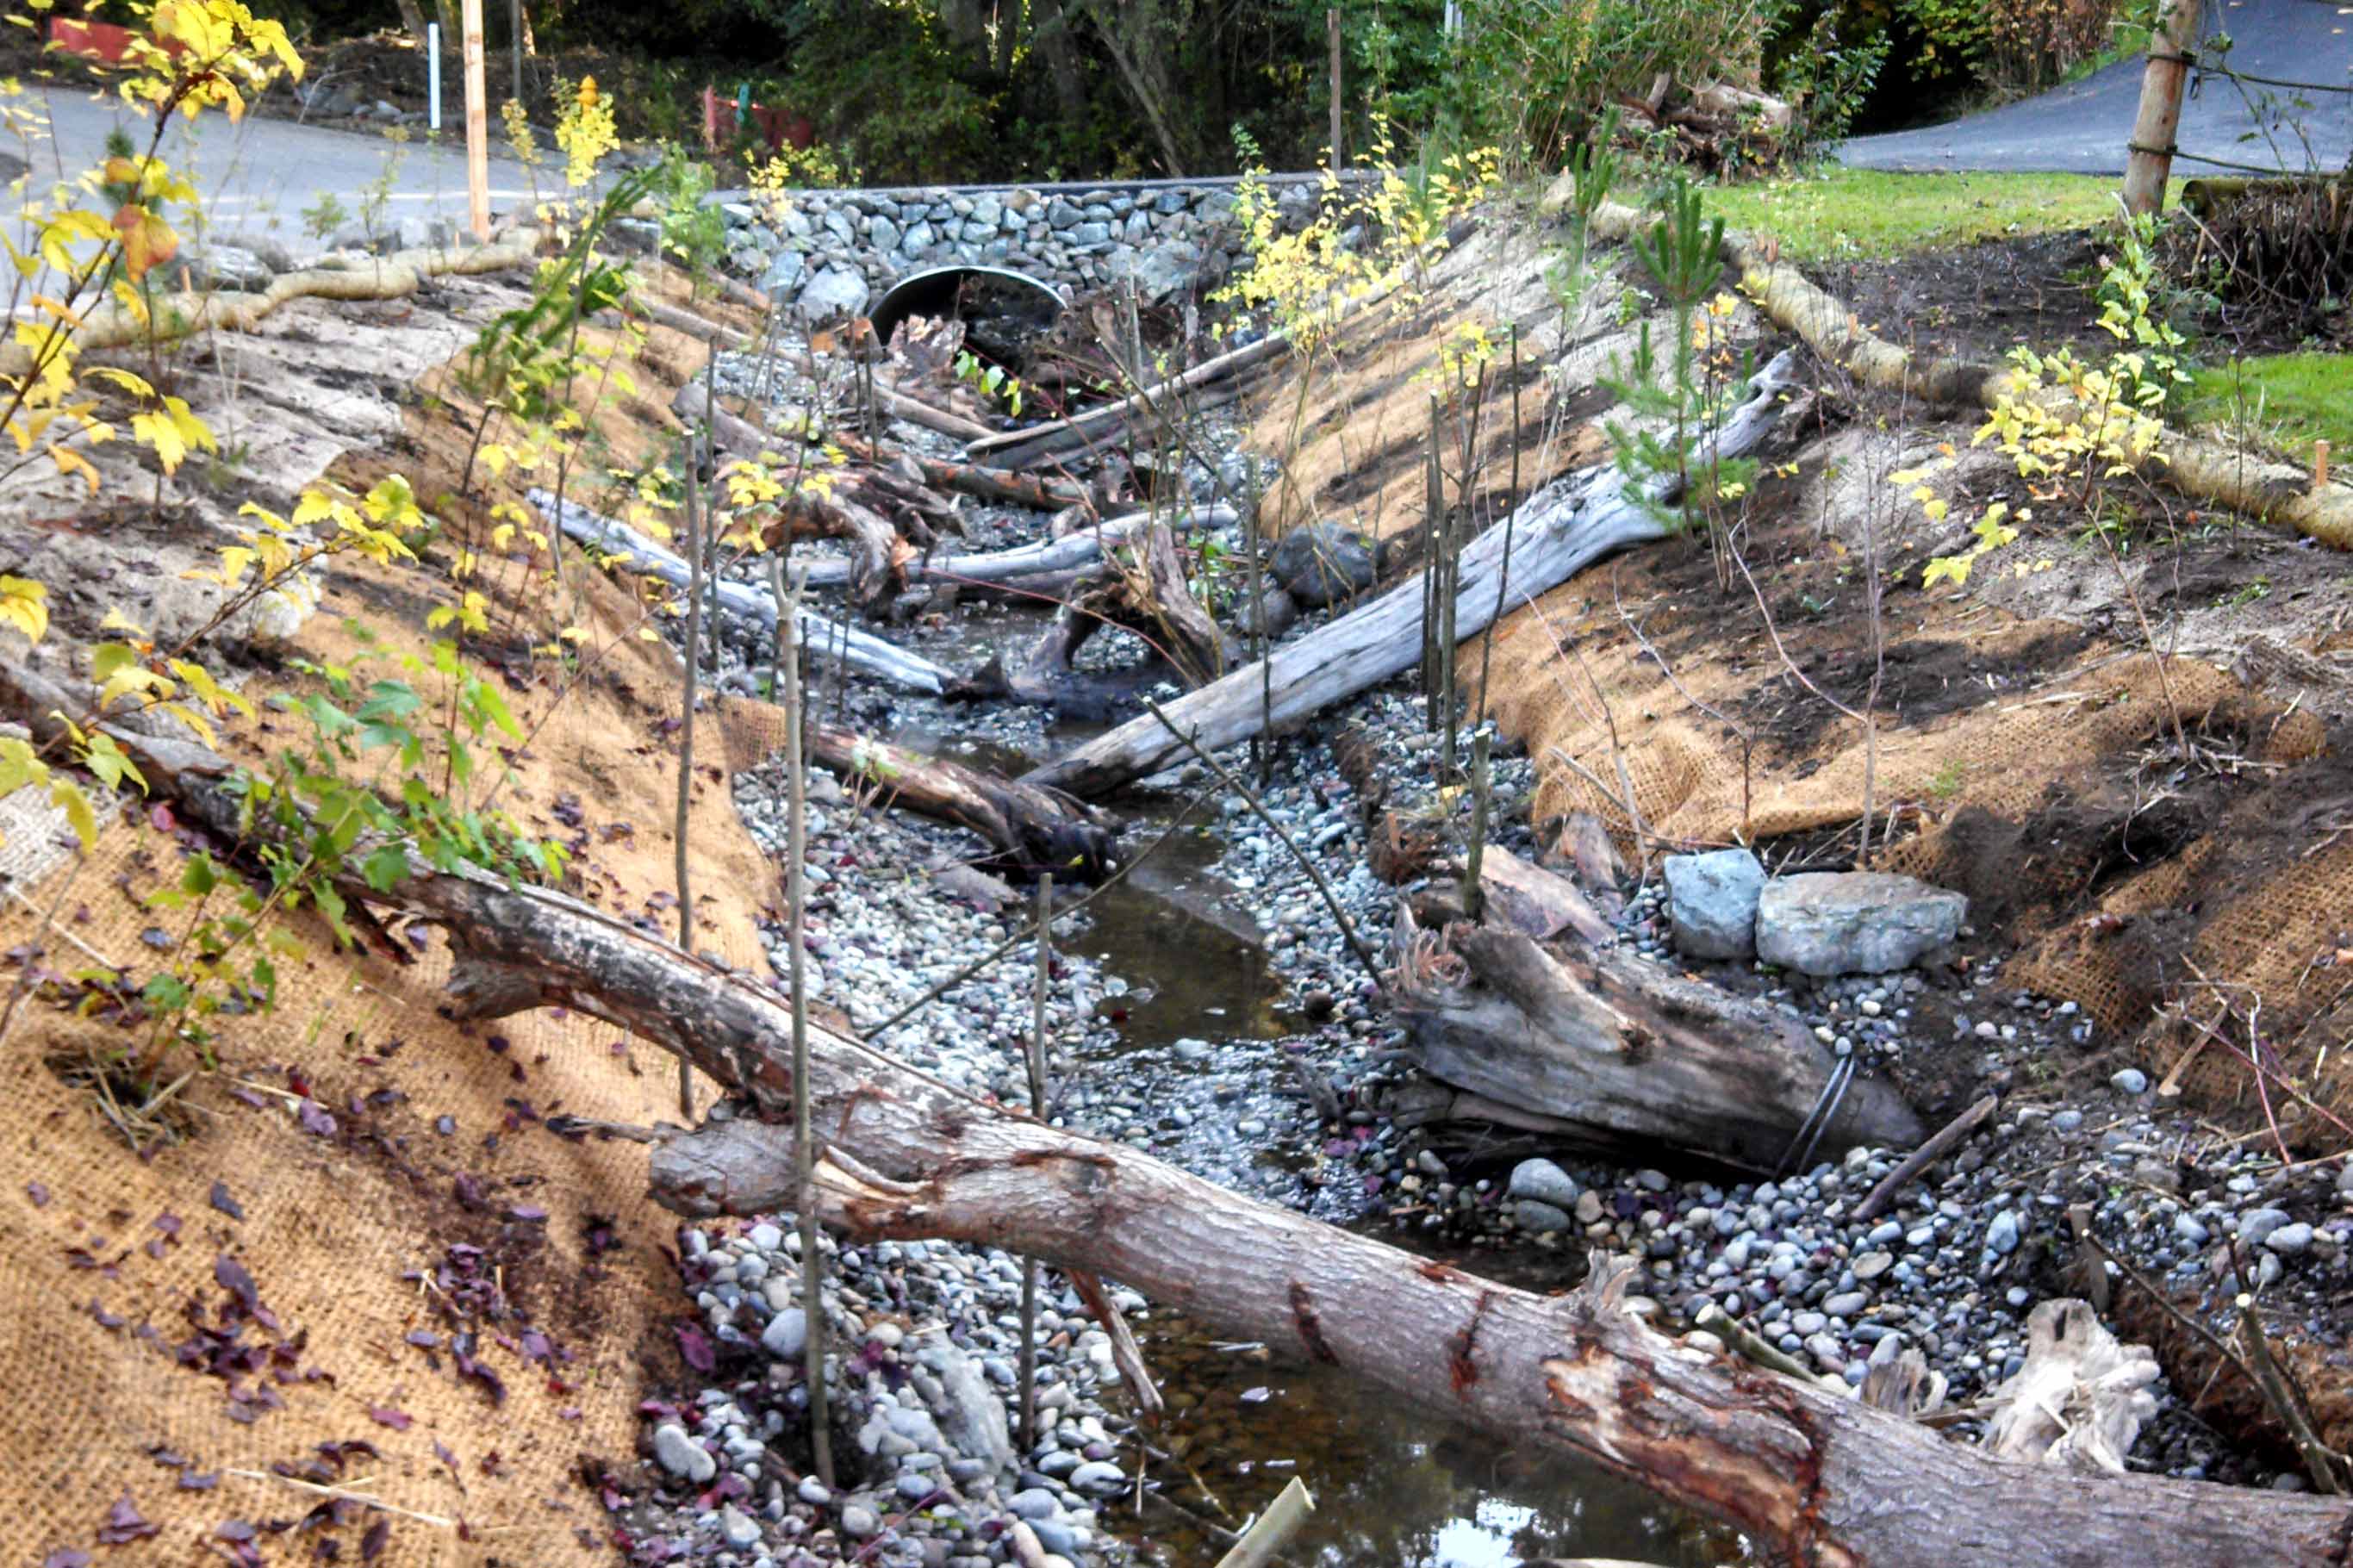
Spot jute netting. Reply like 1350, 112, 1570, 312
0, 549, 780, 1565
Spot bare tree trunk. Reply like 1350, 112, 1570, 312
9, 661, 2353, 1568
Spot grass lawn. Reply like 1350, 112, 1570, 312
2189, 352, 2353, 458
1703, 168, 2123, 261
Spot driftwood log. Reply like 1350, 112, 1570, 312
1391, 917, 1922, 1170
538, 495, 955, 694
11, 663, 2353, 1568
806, 504, 1237, 594
1023, 352, 1802, 798
804, 724, 1119, 880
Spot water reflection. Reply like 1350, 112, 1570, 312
1130, 1311, 1740, 1567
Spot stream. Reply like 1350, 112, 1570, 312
888, 712, 1734, 1567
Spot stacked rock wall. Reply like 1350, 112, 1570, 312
671, 177, 1331, 318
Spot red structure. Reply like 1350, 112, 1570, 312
700, 86, 814, 155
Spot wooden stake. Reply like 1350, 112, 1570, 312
2316, 439, 2331, 488
1327, 9, 1344, 169
2122, 0, 2203, 216
461, 0, 490, 239
1461, 728, 1490, 923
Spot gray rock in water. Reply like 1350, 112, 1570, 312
1755, 872, 1965, 977
1271, 522, 1376, 607
1663, 848, 1765, 960
761, 1306, 806, 1360
1514, 1199, 1572, 1234
797, 265, 870, 322
652, 1422, 716, 1483
1508, 1157, 1581, 1210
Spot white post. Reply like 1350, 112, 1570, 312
427, 22, 442, 131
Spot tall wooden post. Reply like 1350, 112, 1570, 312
2122, 0, 2202, 215
1327, 7, 1343, 168
462, 0, 490, 240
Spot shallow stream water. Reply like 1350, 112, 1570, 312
895, 716, 1734, 1566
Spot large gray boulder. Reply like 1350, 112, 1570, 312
1756, 872, 1966, 977
1663, 847, 1765, 959
796, 265, 871, 322
1271, 521, 1376, 607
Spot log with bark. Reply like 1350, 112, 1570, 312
14, 662, 2353, 1568
1022, 351, 1802, 798
805, 724, 1119, 880
538, 495, 955, 694
1389, 913, 1922, 1170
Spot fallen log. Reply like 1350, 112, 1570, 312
794, 505, 1237, 592
834, 436, 1099, 515
1391, 917, 1922, 1170
804, 723, 1120, 880
1022, 352, 1802, 798
538, 494, 954, 694
16, 664, 2353, 1568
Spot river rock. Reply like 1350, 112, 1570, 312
1508, 1157, 1581, 1210
1663, 847, 1765, 959
652, 1422, 715, 1483
1754, 872, 1965, 976
1271, 521, 1376, 607
761, 1306, 807, 1359
1515, 1199, 1572, 1234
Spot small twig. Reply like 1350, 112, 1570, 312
1141, 697, 1384, 993
226, 1468, 495, 1532
1693, 1303, 1821, 1382
2237, 1293, 2347, 1495
1853, 1095, 2000, 1222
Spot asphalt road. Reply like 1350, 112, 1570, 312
1841, 0, 2353, 176
29, 82, 552, 239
